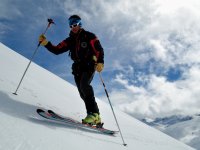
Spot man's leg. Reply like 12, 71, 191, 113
74, 74, 85, 101
80, 72, 99, 114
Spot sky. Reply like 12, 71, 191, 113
1, 0, 200, 119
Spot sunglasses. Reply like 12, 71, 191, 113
70, 22, 80, 28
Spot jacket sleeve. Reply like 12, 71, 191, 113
45, 38, 70, 55
89, 34, 104, 64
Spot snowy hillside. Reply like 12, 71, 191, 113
143, 114, 200, 149
0, 42, 195, 150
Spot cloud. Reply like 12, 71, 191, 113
101, 65, 200, 119
94, 0, 200, 119
0, 0, 23, 20
154, 0, 200, 15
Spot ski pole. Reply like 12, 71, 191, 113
99, 73, 127, 146
13, 19, 55, 95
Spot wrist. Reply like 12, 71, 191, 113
41, 40, 48, 46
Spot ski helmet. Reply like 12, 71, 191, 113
68, 15, 82, 27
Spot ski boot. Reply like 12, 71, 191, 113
82, 113, 103, 128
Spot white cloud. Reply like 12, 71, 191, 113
149, 39, 167, 60
84, 0, 200, 118
101, 65, 200, 119
94, 0, 200, 119
154, 0, 200, 15
0, 0, 23, 20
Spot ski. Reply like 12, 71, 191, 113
36, 109, 118, 135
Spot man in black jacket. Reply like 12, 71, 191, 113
39, 15, 104, 125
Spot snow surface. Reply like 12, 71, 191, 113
0, 42, 195, 150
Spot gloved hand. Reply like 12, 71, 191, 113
95, 63, 104, 72
38, 34, 48, 46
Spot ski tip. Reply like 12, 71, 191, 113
36, 109, 45, 113
47, 110, 54, 114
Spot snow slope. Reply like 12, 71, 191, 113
0, 42, 194, 150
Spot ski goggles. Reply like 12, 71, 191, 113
69, 18, 82, 28
70, 22, 81, 28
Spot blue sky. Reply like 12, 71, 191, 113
1, 0, 200, 119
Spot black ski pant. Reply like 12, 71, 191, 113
74, 71, 99, 114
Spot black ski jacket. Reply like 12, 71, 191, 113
45, 29, 104, 64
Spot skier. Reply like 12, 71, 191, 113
38, 15, 104, 126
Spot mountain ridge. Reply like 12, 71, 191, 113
142, 114, 200, 149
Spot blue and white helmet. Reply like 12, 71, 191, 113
68, 15, 82, 27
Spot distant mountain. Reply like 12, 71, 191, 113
142, 114, 200, 149
142, 115, 193, 127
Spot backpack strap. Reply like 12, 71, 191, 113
90, 37, 100, 63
